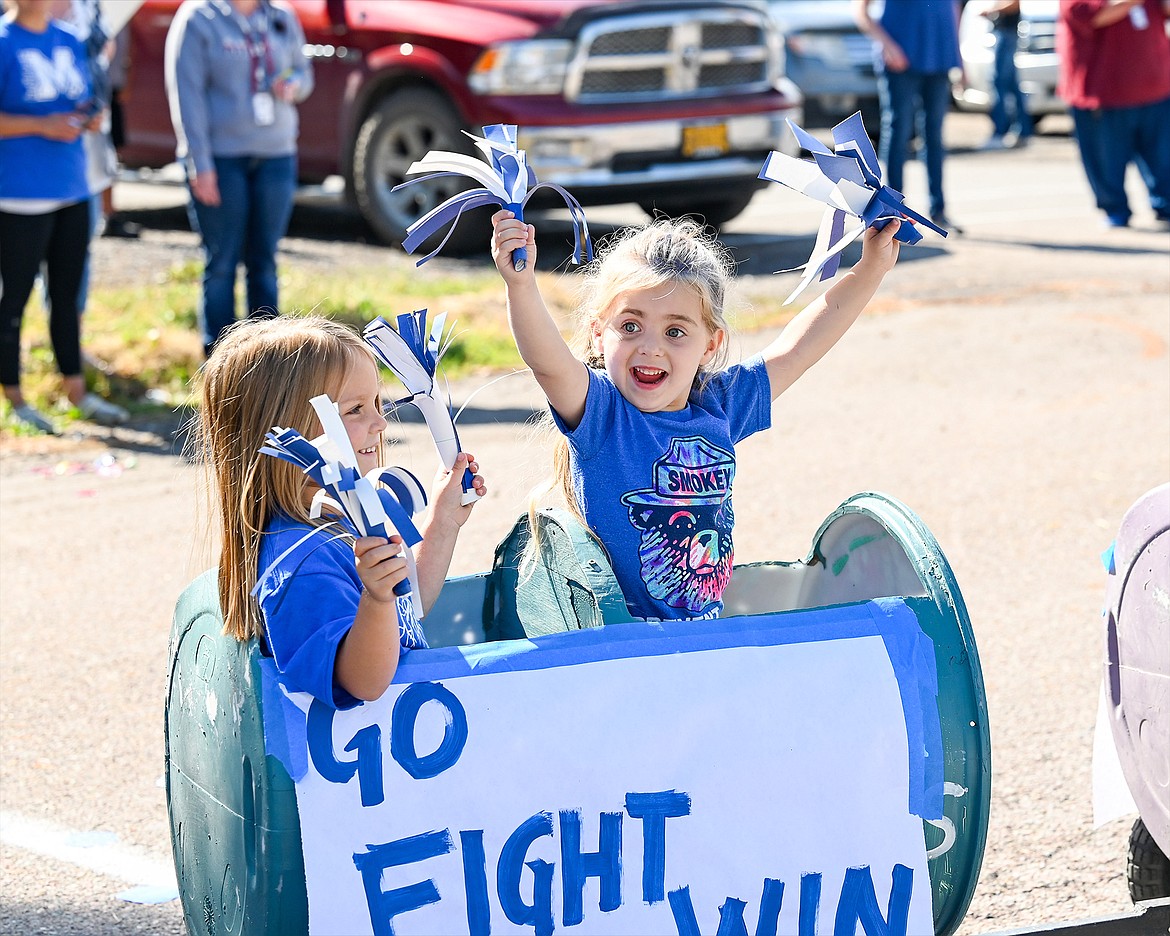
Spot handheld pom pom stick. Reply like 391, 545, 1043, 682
391, 123, 592, 270
758, 111, 946, 304
364, 311, 482, 506
257, 394, 428, 618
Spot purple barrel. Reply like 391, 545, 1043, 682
1103, 483, 1170, 861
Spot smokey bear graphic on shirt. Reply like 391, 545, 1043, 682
621, 437, 736, 616
554, 357, 773, 621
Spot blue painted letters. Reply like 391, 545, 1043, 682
625, 790, 692, 903
560, 808, 623, 925
307, 699, 384, 807
352, 829, 453, 936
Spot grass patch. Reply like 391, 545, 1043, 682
1, 259, 547, 437
0, 255, 796, 439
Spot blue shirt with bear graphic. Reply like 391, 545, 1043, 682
553, 356, 772, 621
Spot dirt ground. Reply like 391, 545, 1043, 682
1, 112, 1168, 935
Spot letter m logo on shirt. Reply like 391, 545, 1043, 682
18, 47, 85, 103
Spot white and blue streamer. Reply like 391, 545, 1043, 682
392, 123, 592, 269
364, 312, 481, 506
758, 111, 947, 303
257, 393, 429, 618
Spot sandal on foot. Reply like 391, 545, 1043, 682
13, 404, 59, 435
79, 393, 129, 426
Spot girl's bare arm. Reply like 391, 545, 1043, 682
492, 211, 590, 429
761, 220, 901, 399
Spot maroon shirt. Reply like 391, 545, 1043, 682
1057, 0, 1170, 109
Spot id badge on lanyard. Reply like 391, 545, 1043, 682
238, 6, 276, 125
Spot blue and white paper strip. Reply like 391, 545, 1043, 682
392, 123, 592, 269
258, 394, 428, 617
364, 312, 480, 506
758, 111, 947, 303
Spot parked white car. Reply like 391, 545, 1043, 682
767, 0, 880, 130
954, 0, 1064, 121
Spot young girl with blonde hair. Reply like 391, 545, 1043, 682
492, 211, 901, 621
193, 315, 485, 707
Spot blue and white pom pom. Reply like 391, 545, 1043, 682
364, 311, 481, 506
758, 111, 946, 303
257, 393, 428, 617
392, 123, 592, 270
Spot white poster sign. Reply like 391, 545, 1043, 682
262, 598, 943, 936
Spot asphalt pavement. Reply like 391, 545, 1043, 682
1, 112, 1168, 935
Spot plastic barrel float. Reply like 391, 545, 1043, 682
1101, 483, 1170, 901
165, 492, 990, 935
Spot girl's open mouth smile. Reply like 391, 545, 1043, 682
631, 366, 667, 387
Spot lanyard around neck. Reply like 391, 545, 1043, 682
232, 4, 274, 94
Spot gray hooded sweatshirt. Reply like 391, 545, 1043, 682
164, 0, 313, 176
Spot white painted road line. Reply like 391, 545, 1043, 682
0, 810, 178, 898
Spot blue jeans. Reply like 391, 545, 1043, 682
1070, 96, 1170, 224
878, 69, 952, 217
187, 154, 296, 352
989, 26, 1032, 139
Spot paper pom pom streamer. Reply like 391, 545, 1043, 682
391, 123, 592, 270
257, 393, 428, 618
758, 111, 947, 304
364, 311, 481, 507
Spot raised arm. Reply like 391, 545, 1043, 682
761, 219, 901, 400
491, 210, 591, 429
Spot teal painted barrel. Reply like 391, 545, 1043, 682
166, 491, 989, 935
166, 572, 308, 934
805, 493, 990, 936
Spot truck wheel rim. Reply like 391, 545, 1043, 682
372, 114, 465, 233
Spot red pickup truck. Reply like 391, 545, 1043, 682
121, 0, 803, 247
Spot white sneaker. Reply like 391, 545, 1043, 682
79, 393, 129, 426
978, 135, 1007, 151
13, 404, 59, 435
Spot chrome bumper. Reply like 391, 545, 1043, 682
516, 99, 803, 191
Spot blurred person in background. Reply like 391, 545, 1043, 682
854, 0, 964, 233
1057, 0, 1170, 228
46, 0, 115, 336
0, 0, 128, 433
979, 0, 1033, 150
165, 0, 313, 356
102, 24, 138, 238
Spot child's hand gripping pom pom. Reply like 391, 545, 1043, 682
363, 311, 481, 506
757, 111, 947, 303
256, 394, 429, 618
391, 123, 593, 269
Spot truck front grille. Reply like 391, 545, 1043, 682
566, 9, 777, 104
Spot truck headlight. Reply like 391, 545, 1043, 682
468, 40, 573, 95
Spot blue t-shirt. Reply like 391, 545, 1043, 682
255, 513, 428, 709
555, 357, 773, 620
0, 18, 90, 203
878, 0, 961, 74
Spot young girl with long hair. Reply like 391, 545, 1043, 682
193, 315, 485, 706
492, 212, 901, 621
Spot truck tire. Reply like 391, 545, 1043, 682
637, 189, 757, 230
1128, 817, 1170, 903
351, 88, 483, 253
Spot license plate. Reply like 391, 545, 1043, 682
681, 123, 729, 158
